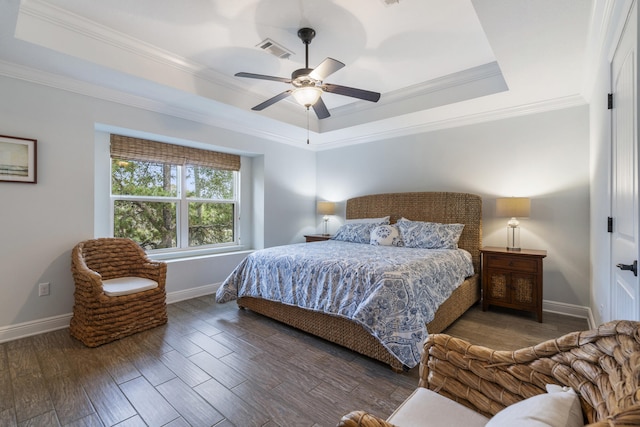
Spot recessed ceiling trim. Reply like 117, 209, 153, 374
15, 0, 242, 91
318, 61, 508, 133
329, 61, 504, 118
313, 94, 587, 151
0, 58, 585, 153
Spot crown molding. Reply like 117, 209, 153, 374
17, 0, 234, 86
0, 58, 586, 152
0, 59, 303, 147
313, 94, 587, 151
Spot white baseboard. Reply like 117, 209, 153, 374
165, 283, 221, 304
543, 299, 594, 327
0, 283, 222, 344
0, 313, 73, 343
0, 294, 590, 344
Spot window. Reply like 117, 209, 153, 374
110, 135, 241, 253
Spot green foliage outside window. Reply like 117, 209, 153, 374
112, 159, 236, 250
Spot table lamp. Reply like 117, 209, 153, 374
496, 197, 531, 251
317, 201, 336, 236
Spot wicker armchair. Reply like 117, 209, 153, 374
70, 238, 168, 347
339, 320, 640, 426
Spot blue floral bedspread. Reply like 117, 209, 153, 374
215, 240, 474, 368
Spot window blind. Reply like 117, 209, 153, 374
110, 134, 240, 171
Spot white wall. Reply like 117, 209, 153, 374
587, 0, 637, 325
0, 75, 316, 339
317, 106, 590, 310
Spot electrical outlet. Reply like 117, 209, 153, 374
38, 282, 50, 296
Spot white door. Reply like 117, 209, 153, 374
611, 1, 639, 321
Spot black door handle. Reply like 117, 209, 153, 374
616, 260, 638, 277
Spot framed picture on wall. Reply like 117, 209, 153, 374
0, 135, 37, 184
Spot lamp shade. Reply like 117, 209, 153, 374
317, 201, 336, 215
292, 87, 323, 107
496, 197, 531, 218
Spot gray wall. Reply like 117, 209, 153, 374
0, 75, 317, 338
317, 106, 590, 309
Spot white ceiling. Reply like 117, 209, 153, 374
0, 0, 594, 150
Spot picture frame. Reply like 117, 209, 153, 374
0, 135, 37, 184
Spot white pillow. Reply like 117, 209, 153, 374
346, 216, 390, 224
486, 384, 583, 427
370, 225, 404, 246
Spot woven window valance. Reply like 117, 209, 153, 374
110, 134, 240, 171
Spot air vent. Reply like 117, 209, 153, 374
257, 38, 294, 59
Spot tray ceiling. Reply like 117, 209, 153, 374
0, 0, 593, 149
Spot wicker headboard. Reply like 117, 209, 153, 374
346, 192, 483, 273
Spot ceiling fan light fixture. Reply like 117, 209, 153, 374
292, 86, 322, 107
235, 27, 380, 120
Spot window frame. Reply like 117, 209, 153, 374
108, 136, 243, 258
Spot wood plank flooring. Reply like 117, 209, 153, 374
0, 297, 588, 427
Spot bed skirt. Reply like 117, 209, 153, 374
238, 273, 480, 372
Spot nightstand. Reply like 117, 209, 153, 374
481, 246, 547, 322
304, 234, 332, 242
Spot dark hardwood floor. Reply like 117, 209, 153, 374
0, 296, 589, 427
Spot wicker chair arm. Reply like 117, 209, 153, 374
337, 411, 396, 427
586, 405, 640, 426
422, 324, 640, 423
130, 261, 167, 287
420, 334, 553, 417
71, 253, 105, 296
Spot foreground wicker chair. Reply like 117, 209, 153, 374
339, 320, 640, 426
70, 237, 168, 347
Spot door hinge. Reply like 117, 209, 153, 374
608, 93, 613, 109
608, 216, 613, 232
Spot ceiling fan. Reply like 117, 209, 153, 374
235, 27, 381, 119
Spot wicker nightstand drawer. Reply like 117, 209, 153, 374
485, 255, 538, 272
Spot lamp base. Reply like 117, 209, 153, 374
506, 225, 521, 251
322, 216, 330, 235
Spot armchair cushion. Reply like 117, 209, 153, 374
387, 388, 489, 427
486, 385, 583, 427
102, 277, 159, 297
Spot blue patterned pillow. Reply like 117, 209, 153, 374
332, 222, 387, 244
396, 220, 464, 249
370, 225, 404, 247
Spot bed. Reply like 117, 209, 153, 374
216, 191, 482, 371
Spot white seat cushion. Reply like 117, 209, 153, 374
486, 385, 584, 427
102, 277, 158, 296
387, 388, 490, 427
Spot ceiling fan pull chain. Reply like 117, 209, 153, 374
306, 107, 310, 144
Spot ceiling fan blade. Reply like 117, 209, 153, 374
235, 72, 291, 83
312, 97, 330, 119
322, 83, 381, 102
252, 90, 293, 111
309, 58, 345, 81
